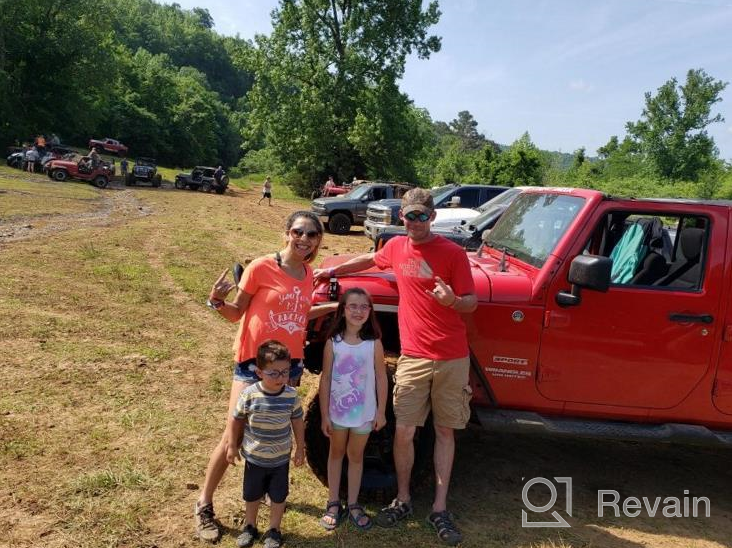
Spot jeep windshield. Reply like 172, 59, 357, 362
485, 193, 585, 267
430, 185, 457, 203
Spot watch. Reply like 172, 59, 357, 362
206, 298, 225, 311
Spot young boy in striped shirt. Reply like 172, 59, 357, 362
226, 340, 305, 548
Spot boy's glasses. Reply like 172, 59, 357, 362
290, 227, 321, 239
260, 369, 290, 379
403, 211, 431, 222
346, 303, 371, 312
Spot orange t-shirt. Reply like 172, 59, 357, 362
233, 256, 313, 362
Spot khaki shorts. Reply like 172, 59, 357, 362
393, 355, 472, 429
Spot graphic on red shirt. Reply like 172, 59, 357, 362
375, 235, 474, 361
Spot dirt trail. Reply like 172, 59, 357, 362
0, 185, 153, 243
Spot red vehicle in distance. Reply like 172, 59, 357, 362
88, 137, 128, 156
46, 156, 113, 188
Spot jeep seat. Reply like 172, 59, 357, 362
654, 227, 704, 289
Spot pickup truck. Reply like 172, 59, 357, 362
88, 138, 128, 157
311, 181, 413, 235
364, 184, 507, 242
303, 186, 732, 495
374, 186, 524, 251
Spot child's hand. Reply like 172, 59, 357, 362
293, 446, 305, 467
225, 444, 240, 465
321, 417, 333, 438
374, 412, 387, 432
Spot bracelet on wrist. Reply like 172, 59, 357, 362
206, 298, 225, 311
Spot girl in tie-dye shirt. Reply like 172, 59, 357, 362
318, 288, 387, 531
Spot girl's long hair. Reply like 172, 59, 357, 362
326, 287, 381, 342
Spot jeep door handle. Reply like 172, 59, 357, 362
668, 313, 713, 324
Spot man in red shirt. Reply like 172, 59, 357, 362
314, 188, 476, 545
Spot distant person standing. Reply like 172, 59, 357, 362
258, 176, 273, 206
25, 147, 39, 173
323, 175, 336, 196
120, 157, 129, 180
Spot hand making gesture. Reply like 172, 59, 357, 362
425, 276, 457, 307
209, 268, 237, 302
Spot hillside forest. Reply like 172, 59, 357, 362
1, 0, 730, 198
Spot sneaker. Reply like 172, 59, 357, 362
194, 501, 221, 543
426, 510, 463, 546
236, 524, 260, 548
262, 528, 284, 548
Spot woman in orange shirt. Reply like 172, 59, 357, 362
194, 210, 335, 542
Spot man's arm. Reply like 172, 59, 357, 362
313, 252, 376, 280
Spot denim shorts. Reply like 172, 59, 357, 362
233, 358, 304, 383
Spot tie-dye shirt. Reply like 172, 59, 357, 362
328, 338, 376, 427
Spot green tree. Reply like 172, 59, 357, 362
626, 69, 727, 181
493, 132, 544, 187
449, 110, 486, 151
244, 0, 441, 193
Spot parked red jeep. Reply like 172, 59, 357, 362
46, 157, 112, 188
303, 187, 732, 495
88, 137, 128, 156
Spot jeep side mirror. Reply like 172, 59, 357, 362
448, 196, 461, 208
556, 255, 612, 307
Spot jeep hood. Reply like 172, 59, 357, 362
312, 197, 358, 208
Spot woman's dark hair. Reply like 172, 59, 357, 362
326, 287, 381, 341
285, 210, 324, 263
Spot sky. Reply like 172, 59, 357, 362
170, 0, 732, 160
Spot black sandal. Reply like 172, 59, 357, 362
426, 511, 463, 546
347, 503, 372, 531
374, 498, 413, 528
319, 500, 344, 531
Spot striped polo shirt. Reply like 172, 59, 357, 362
233, 382, 303, 467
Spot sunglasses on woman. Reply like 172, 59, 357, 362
402, 210, 431, 222
290, 227, 321, 239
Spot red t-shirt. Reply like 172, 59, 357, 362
233, 256, 313, 362
374, 235, 475, 360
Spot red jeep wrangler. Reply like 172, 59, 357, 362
46, 157, 112, 188
88, 137, 128, 156
303, 187, 732, 495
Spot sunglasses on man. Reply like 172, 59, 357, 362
402, 210, 431, 222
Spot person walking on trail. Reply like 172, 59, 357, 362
313, 187, 477, 546
258, 176, 273, 206
120, 158, 128, 180
194, 211, 336, 543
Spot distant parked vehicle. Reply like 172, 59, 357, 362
174, 166, 228, 194
126, 157, 162, 187
88, 137, 128, 156
46, 156, 113, 188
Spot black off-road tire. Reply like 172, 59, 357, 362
52, 169, 68, 182
93, 175, 109, 189
201, 181, 212, 193
153, 174, 162, 188
174, 178, 186, 190
328, 213, 352, 235
304, 379, 434, 502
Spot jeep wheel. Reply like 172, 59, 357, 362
153, 174, 162, 188
174, 179, 185, 190
201, 182, 212, 193
304, 382, 434, 501
215, 187, 225, 195
52, 169, 68, 182
328, 213, 352, 235
93, 176, 109, 189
